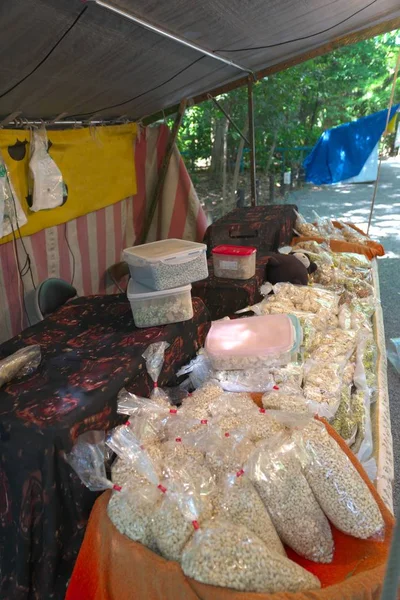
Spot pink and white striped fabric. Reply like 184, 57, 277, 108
0, 124, 207, 343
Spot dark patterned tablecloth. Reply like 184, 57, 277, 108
203, 204, 298, 254
192, 255, 269, 320
0, 294, 210, 600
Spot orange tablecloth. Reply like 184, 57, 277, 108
66, 417, 394, 600
291, 222, 385, 260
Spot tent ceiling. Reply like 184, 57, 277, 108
0, 0, 399, 122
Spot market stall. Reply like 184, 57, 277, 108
58, 210, 394, 599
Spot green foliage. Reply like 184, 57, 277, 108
172, 31, 399, 174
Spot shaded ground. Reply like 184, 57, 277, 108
289, 158, 400, 512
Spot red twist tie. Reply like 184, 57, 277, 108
236, 469, 245, 478
200, 419, 208, 425
140, 444, 145, 450
188, 392, 192, 397
113, 484, 122, 492
175, 437, 182, 443
153, 382, 158, 388
169, 409, 177, 414
192, 520, 200, 530
125, 420, 131, 426
259, 408, 266, 414
273, 385, 280, 390
224, 432, 230, 437
157, 484, 167, 494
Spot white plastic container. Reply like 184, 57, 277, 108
212, 245, 256, 279
123, 239, 208, 291
205, 314, 300, 371
127, 279, 194, 328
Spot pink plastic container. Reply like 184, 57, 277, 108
205, 314, 296, 370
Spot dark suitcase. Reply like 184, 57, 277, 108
203, 204, 297, 255
192, 255, 269, 320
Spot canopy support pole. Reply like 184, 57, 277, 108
94, 1, 252, 75
247, 77, 257, 207
208, 95, 250, 145
140, 98, 187, 244
367, 50, 400, 235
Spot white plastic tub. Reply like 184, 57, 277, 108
205, 314, 300, 370
127, 279, 193, 328
212, 245, 256, 279
123, 239, 208, 291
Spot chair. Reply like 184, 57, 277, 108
107, 261, 130, 293
32, 278, 77, 321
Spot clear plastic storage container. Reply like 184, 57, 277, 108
205, 314, 300, 370
123, 239, 208, 291
127, 279, 193, 328
212, 245, 256, 280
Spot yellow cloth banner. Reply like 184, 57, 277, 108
0, 123, 137, 243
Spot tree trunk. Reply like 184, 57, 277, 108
210, 116, 228, 182
264, 130, 278, 175
231, 123, 248, 205
221, 118, 229, 213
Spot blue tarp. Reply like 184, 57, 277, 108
303, 105, 400, 185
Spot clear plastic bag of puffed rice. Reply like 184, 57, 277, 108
213, 471, 286, 556
303, 359, 344, 419
181, 518, 321, 593
107, 479, 161, 552
186, 425, 255, 476
294, 209, 320, 238
309, 328, 357, 363
178, 382, 223, 420
142, 341, 170, 406
272, 282, 340, 314
207, 391, 256, 417
246, 432, 334, 563
262, 389, 310, 415
297, 420, 384, 539
151, 462, 214, 562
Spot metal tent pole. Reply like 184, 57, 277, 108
93, 1, 252, 75
367, 50, 400, 235
247, 77, 257, 207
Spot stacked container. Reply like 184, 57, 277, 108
123, 239, 208, 328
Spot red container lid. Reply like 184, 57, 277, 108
212, 244, 256, 256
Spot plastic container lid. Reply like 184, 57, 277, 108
124, 239, 206, 263
205, 314, 295, 357
127, 278, 191, 299
212, 245, 256, 256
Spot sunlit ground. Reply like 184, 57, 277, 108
290, 157, 400, 511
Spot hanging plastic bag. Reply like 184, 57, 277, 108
29, 126, 64, 212
0, 151, 27, 238
297, 420, 384, 539
142, 342, 170, 405
213, 471, 285, 556
0, 345, 41, 388
245, 432, 334, 563
181, 517, 320, 593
